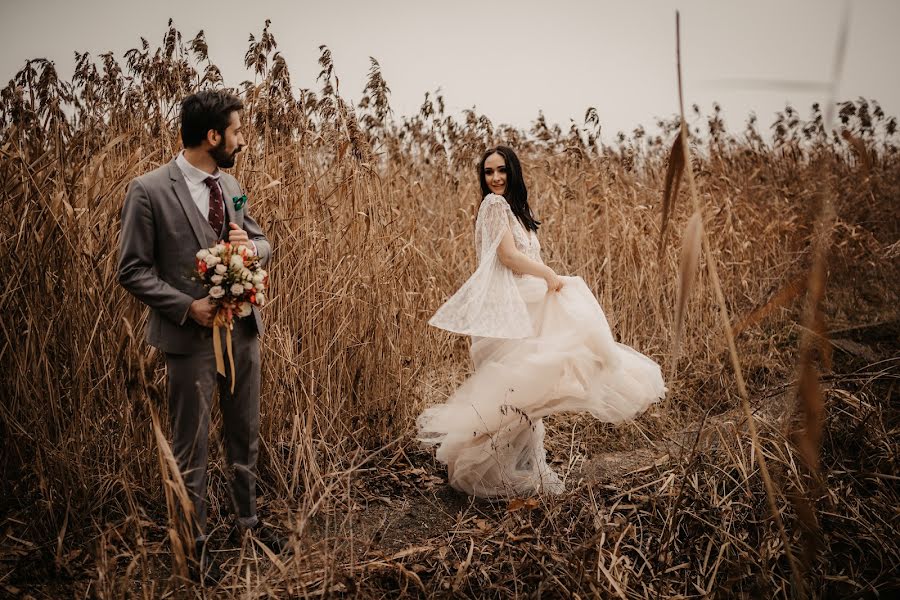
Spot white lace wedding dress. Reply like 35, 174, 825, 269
418, 194, 666, 498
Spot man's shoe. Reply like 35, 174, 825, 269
251, 523, 287, 554
189, 540, 222, 587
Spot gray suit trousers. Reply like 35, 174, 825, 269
165, 316, 260, 540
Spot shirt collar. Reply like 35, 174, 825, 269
176, 151, 221, 185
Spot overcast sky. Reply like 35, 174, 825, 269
1, 0, 898, 139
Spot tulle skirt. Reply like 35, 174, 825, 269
418, 275, 666, 498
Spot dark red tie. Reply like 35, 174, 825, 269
204, 176, 224, 238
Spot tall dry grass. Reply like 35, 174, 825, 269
1, 19, 898, 598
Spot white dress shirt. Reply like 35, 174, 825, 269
175, 150, 222, 223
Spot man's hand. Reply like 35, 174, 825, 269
228, 222, 252, 249
189, 296, 217, 328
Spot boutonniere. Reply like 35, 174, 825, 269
232, 194, 247, 211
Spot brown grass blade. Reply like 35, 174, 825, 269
675, 10, 804, 595
149, 405, 194, 580
841, 129, 871, 176
673, 210, 702, 359
452, 539, 474, 592
732, 274, 807, 337
791, 356, 827, 569
795, 359, 824, 472
787, 190, 835, 573
658, 131, 684, 261
784, 0, 849, 581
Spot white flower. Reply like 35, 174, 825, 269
243, 281, 253, 290
214, 264, 227, 275
203, 254, 218, 266
210, 274, 223, 285
230, 283, 244, 296
237, 302, 253, 317
214, 244, 226, 254
196, 249, 210, 260
251, 272, 264, 284
256, 291, 266, 306
230, 254, 244, 268
241, 268, 251, 280
209, 286, 225, 299
254, 282, 265, 290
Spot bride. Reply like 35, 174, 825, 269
418, 145, 666, 498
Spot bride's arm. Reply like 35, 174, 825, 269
496, 230, 564, 291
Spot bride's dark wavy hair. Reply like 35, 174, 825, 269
478, 145, 540, 232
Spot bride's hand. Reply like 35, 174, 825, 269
544, 271, 564, 293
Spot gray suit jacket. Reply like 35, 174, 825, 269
117, 158, 271, 354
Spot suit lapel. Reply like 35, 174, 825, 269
168, 160, 211, 248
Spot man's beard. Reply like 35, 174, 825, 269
210, 138, 240, 168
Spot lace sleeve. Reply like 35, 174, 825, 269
428, 194, 534, 339
475, 194, 510, 263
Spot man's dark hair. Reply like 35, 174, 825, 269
180, 90, 244, 148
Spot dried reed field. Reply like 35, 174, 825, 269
2, 20, 899, 599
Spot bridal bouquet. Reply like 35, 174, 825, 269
195, 242, 268, 322
195, 242, 268, 390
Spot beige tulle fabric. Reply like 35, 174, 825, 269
420, 194, 666, 498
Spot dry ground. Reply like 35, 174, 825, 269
3, 321, 896, 598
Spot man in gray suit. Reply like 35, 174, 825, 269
117, 90, 281, 582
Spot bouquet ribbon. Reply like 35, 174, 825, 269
213, 310, 236, 394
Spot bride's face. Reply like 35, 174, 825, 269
483, 153, 508, 195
